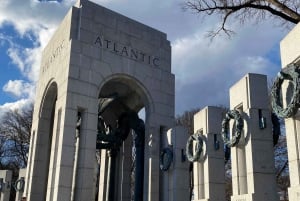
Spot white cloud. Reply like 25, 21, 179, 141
0, 0, 74, 36
6, 45, 44, 82
3, 80, 35, 99
0, 98, 33, 119
7, 47, 25, 72
232, 56, 278, 76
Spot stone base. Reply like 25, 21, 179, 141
231, 194, 253, 201
231, 192, 280, 201
196, 198, 225, 201
288, 186, 300, 201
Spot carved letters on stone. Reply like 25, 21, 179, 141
94, 35, 160, 67
42, 40, 65, 73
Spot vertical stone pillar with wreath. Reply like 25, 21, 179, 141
229, 73, 278, 201
275, 22, 300, 201
15, 169, 26, 201
190, 106, 225, 201
159, 126, 189, 201
0, 170, 12, 201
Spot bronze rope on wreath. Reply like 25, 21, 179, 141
159, 146, 173, 171
186, 132, 203, 162
221, 109, 244, 147
271, 63, 300, 118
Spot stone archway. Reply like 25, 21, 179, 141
25, 1, 175, 200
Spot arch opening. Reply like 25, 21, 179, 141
95, 76, 149, 201
35, 82, 58, 200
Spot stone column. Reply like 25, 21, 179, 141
280, 22, 300, 201
284, 116, 300, 201
15, 169, 26, 201
72, 110, 97, 201
144, 124, 161, 201
163, 126, 189, 201
193, 106, 225, 201
116, 137, 132, 201
0, 170, 12, 201
230, 73, 279, 201
98, 150, 110, 201
159, 126, 169, 201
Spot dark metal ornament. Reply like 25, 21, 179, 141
159, 147, 173, 171
221, 109, 244, 147
186, 133, 203, 162
271, 63, 300, 118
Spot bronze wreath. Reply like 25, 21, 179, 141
221, 109, 244, 147
186, 134, 203, 162
159, 147, 173, 171
14, 178, 25, 192
271, 63, 300, 118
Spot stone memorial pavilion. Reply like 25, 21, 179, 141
12, 0, 300, 201
23, 0, 189, 201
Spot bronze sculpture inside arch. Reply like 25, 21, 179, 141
96, 94, 145, 201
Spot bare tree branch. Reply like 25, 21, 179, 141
183, 0, 300, 36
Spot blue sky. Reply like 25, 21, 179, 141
0, 23, 36, 103
0, 0, 291, 116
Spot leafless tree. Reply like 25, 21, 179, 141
183, 0, 300, 37
0, 104, 33, 168
0, 135, 7, 169
176, 107, 201, 135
